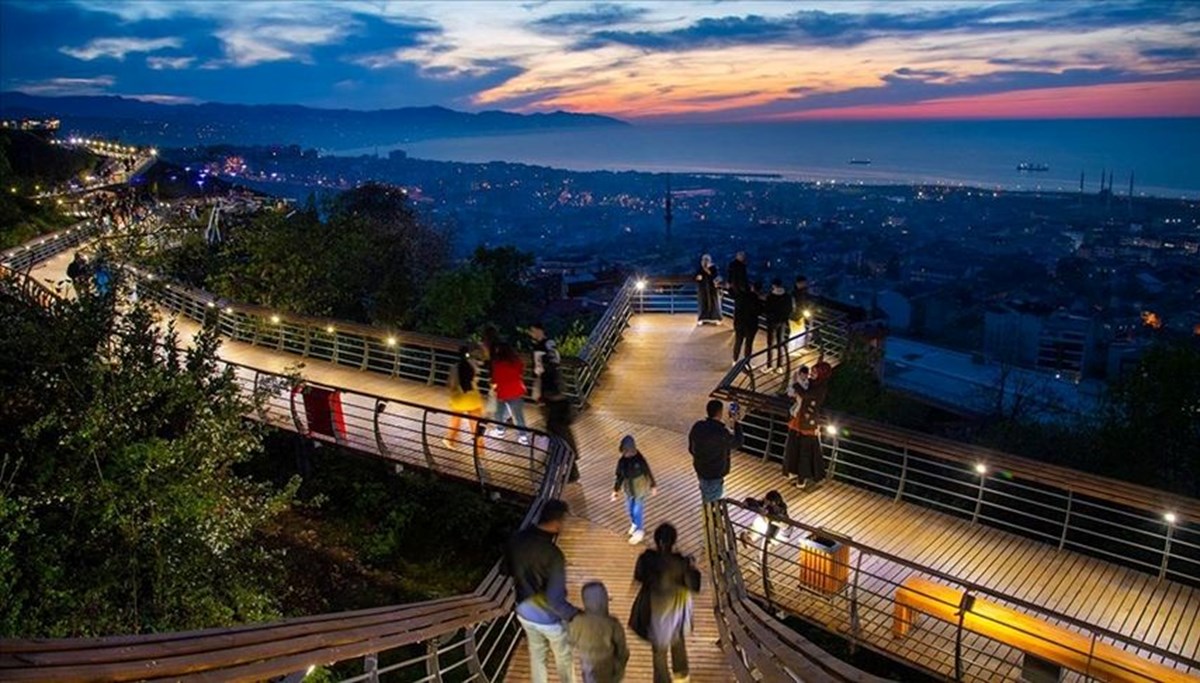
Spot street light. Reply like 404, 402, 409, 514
635, 279, 646, 291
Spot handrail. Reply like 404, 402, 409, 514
712, 498, 1200, 681
1, 345, 575, 681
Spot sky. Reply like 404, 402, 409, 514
2, 0, 1199, 121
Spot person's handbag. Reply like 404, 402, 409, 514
628, 585, 651, 640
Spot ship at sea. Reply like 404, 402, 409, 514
1016, 162, 1049, 172
848, 158, 871, 165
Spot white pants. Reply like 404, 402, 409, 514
788, 319, 807, 353
517, 615, 576, 683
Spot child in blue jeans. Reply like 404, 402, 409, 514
611, 435, 657, 544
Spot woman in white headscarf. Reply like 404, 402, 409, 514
694, 253, 721, 325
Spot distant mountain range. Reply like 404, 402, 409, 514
0, 92, 627, 151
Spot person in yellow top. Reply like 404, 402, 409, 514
444, 345, 485, 452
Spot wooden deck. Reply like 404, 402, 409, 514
30, 247, 1200, 681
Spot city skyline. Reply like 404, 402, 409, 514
1, 0, 1199, 120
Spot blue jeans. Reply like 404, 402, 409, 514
495, 398, 527, 428
698, 477, 724, 504
626, 495, 646, 532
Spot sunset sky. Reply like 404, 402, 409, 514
2, 0, 1199, 120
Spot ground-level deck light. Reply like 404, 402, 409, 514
1164, 512, 1178, 525
386, 336, 397, 347
270, 314, 281, 324
974, 463, 988, 475
825, 424, 838, 437
635, 278, 647, 291
325, 325, 335, 334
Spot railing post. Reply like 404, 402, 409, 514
972, 470, 988, 524
954, 592, 973, 682
1058, 489, 1074, 551
1160, 520, 1176, 581
824, 431, 841, 480
894, 444, 910, 502
364, 652, 379, 683
760, 532, 773, 614
1084, 630, 1099, 682
849, 550, 862, 655
420, 410, 437, 471
463, 628, 487, 681
288, 382, 304, 434
425, 635, 444, 683
373, 401, 392, 459
761, 414, 777, 463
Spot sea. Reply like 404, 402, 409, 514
350, 118, 1200, 199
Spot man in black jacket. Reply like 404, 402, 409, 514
731, 282, 762, 366
727, 251, 749, 295
506, 499, 579, 683
764, 278, 793, 374
688, 399, 744, 504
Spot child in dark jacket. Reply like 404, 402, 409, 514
611, 435, 657, 545
568, 581, 629, 683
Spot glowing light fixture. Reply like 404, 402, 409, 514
325, 325, 335, 334
803, 309, 813, 319
1164, 512, 1178, 525
974, 463, 988, 475
635, 279, 647, 291
270, 315, 281, 324
825, 424, 838, 436
386, 336, 397, 347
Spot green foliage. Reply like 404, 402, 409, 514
0, 285, 297, 637
468, 245, 538, 333
417, 267, 493, 337
555, 317, 591, 358
0, 133, 80, 248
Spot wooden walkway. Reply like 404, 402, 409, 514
30, 248, 1200, 681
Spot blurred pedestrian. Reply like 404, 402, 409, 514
569, 581, 629, 683
443, 345, 484, 452
726, 251, 749, 295
788, 275, 810, 353
489, 342, 529, 445
741, 490, 791, 548
612, 435, 658, 544
629, 523, 701, 683
506, 499, 579, 683
694, 254, 721, 325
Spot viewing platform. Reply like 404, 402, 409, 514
1, 221, 1197, 682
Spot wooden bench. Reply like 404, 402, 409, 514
893, 577, 1198, 683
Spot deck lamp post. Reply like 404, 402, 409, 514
972, 463, 989, 523
1161, 512, 1178, 580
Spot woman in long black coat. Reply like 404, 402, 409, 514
782, 365, 829, 489
694, 254, 721, 324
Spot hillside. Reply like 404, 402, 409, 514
0, 93, 627, 151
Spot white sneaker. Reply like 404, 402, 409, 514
488, 427, 506, 438
440, 438, 456, 451
629, 530, 645, 544
517, 434, 530, 445
628, 524, 637, 536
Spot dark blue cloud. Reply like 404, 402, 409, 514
532, 3, 649, 31
1141, 46, 1200, 61
578, 2, 1200, 52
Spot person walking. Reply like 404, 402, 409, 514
629, 523, 701, 683
530, 322, 581, 481
506, 499, 579, 683
687, 399, 743, 504
443, 345, 484, 452
726, 251, 749, 295
568, 581, 629, 683
489, 342, 530, 445
782, 364, 830, 490
694, 254, 721, 325
731, 282, 762, 367
528, 322, 560, 402
763, 278, 792, 374
612, 435, 658, 545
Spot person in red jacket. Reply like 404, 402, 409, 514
489, 342, 529, 445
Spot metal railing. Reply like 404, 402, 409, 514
2, 349, 575, 682
709, 498, 1200, 682
0, 219, 100, 271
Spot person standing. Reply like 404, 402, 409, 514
782, 364, 830, 490
763, 278, 792, 374
443, 345, 484, 452
694, 254, 721, 325
688, 399, 743, 504
629, 523, 701, 683
506, 499, 579, 683
568, 581, 629, 683
726, 251, 749, 295
530, 322, 580, 481
789, 275, 810, 353
528, 322, 560, 402
612, 435, 658, 544
731, 282, 762, 367
489, 343, 530, 445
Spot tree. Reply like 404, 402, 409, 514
418, 267, 493, 338
0, 283, 296, 637
468, 245, 536, 334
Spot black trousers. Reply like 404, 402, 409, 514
765, 322, 790, 370
543, 399, 579, 481
733, 326, 757, 361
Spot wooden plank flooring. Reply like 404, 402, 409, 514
31, 246, 1200, 681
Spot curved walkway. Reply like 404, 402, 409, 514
26, 242, 1200, 682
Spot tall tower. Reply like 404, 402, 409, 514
664, 174, 673, 242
